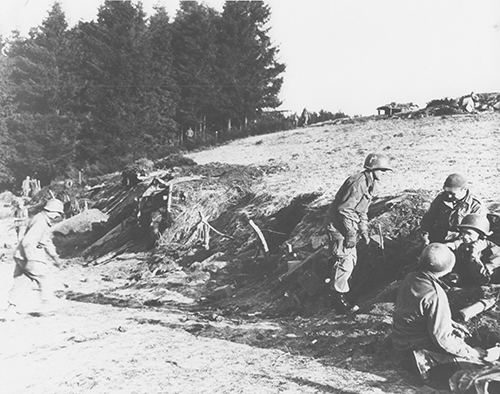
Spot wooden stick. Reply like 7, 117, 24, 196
248, 219, 269, 254
198, 211, 234, 239
279, 247, 325, 282
166, 184, 173, 213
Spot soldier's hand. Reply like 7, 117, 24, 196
421, 232, 430, 246
452, 321, 471, 339
470, 347, 488, 360
362, 232, 371, 246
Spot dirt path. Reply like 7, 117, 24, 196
0, 294, 422, 394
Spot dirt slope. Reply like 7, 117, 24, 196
189, 112, 500, 206
2, 112, 499, 393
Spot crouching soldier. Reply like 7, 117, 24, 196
324, 153, 392, 313
421, 173, 484, 244
5, 199, 64, 315
392, 243, 487, 382
445, 214, 500, 286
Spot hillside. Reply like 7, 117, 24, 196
1, 111, 499, 393
189, 112, 500, 206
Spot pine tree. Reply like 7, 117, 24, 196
72, 1, 178, 171
6, 2, 78, 183
217, 1, 285, 130
171, 1, 220, 137
0, 40, 16, 187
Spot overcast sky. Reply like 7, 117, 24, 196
1, 0, 500, 115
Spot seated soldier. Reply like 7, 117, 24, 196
421, 174, 484, 244
392, 243, 486, 381
445, 214, 500, 286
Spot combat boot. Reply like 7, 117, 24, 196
331, 291, 359, 314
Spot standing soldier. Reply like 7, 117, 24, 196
12, 198, 28, 242
21, 176, 31, 197
5, 199, 64, 315
324, 153, 393, 313
421, 173, 484, 245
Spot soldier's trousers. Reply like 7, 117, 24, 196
9, 258, 53, 304
326, 226, 357, 293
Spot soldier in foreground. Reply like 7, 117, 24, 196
392, 243, 487, 381
324, 153, 392, 313
3, 199, 64, 315
421, 173, 484, 245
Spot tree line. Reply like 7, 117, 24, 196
0, 1, 286, 188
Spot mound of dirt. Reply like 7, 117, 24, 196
53, 209, 108, 236
155, 154, 197, 169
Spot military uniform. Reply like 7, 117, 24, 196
421, 190, 484, 243
393, 270, 479, 359
447, 239, 500, 285
324, 170, 376, 293
11, 211, 59, 303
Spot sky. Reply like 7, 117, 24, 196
1, 0, 500, 115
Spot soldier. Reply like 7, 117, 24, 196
21, 176, 31, 197
12, 198, 28, 241
5, 199, 64, 314
392, 243, 486, 381
421, 173, 484, 245
324, 153, 392, 313
461, 92, 478, 113
445, 214, 500, 286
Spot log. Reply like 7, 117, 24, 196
458, 298, 496, 321
279, 247, 326, 282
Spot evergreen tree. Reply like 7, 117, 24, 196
217, 1, 285, 129
6, 2, 78, 183
172, 1, 220, 135
0, 40, 16, 187
72, 1, 178, 171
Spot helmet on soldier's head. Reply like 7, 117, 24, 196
44, 199, 64, 214
443, 173, 467, 189
457, 214, 491, 237
364, 153, 392, 171
420, 243, 455, 274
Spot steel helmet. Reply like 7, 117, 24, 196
444, 173, 467, 189
420, 243, 455, 273
364, 153, 392, 171
457, 213, 491, 237
44, 199, 64, 214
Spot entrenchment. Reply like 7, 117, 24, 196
50, 158, 500, 379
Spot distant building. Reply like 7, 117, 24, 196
377, 102, 419, 116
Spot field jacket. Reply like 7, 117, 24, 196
421, 190, 484, 243
392, 271, 478, 359
447, 239, 500, 285
325, 170, 376, 241
14, 211, 58, 264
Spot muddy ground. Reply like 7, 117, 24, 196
1, 112, 499, 393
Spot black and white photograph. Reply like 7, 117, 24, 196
0, 0, 499, 392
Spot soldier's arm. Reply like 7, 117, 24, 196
426, 291, 483, 359
40, 233, 61, 266
470, 197, 486, 215
420, 196, 440, 234
337, 177, 367, 220
483, 241, 500, 273
20, 218, 43, 259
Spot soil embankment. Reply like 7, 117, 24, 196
1, 112, 499, 393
